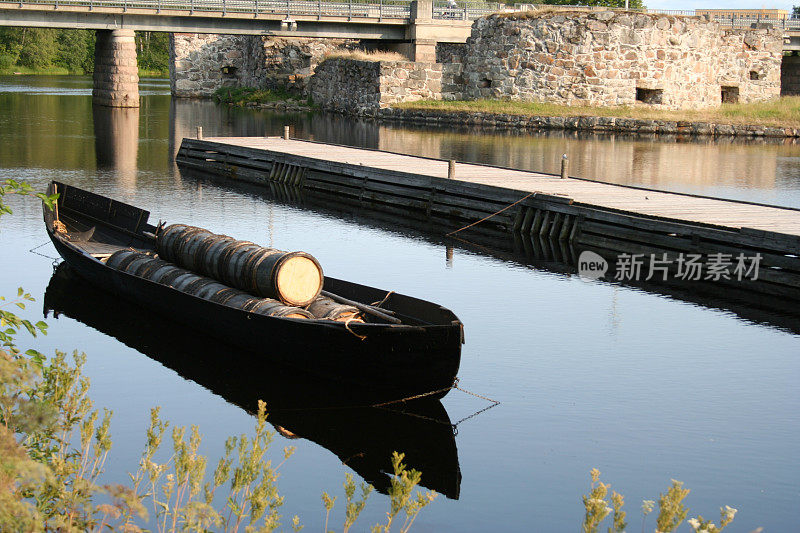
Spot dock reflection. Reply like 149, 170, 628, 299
43, 263, 462, 499
182, 169, 800, 336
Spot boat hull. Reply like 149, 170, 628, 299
46, 197, 462, 403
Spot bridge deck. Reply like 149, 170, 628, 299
206, 137, 800, 237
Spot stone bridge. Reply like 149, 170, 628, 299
0, 0, 489, 105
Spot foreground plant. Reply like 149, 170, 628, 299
1, 180, 438, 532
372, 452, 436, 533
581, 470, 738, 533
321, 452, 435, 533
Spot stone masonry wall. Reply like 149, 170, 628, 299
460, 12, 782, 110
309, 59, 462, 115
170, 34, 358, 97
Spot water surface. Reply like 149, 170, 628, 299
0, 75, 798, 532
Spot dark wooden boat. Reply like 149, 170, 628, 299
43, 181, 463, 403
44, 263, 462, 499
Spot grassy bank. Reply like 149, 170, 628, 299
0, 66, 76, 76
0, 67, 169, 77
138, 69, 169, 78
394, 97, 800, 128
212, 86, 313, 109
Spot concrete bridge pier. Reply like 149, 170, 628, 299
93, 29, 139, 108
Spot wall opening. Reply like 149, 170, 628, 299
221, 66, 237, 78
749, 70, 760, 80
479, 78, 492, 88
721, 85, 740, 103
635, 88, 663, 105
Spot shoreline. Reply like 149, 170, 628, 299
0, 69, 169, 78
208, 93, 800, 138
374, 107, 800, 138
173, 88, 800, 138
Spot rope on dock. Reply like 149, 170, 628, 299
445, 192, 534, 237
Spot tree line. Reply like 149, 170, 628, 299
0, 28, 169, 74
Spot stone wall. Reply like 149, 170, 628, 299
309, 59, 462, 115
460, 11, 782, 109
170, 34, 358, 97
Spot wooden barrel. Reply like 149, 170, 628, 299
157, 224, 323, 307
105, 249, 140, 270
249, 249, 323, 307
197, 234, 236, 281
146, 264, 185, 284
106, 250, 312, 319
156, 224, 190, 262
176, 229, 213, 272
134, 258, 170, 279
306, 296, 363, 322
218, 241, 259, 286
187, 278, 230, 301
250, 299, 313, 319
207, 288, 246, 306
167, 272, 200, 292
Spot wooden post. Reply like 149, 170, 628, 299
284, 125, 290, 140
446, 245, 454, 267
196, 126, 203, 139
53, 184, 59, 222
448, 159, 456, 179
560, 153, 568, 179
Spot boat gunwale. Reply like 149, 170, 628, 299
44, 182, 462, 333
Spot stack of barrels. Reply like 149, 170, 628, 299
105, 224, 362, 322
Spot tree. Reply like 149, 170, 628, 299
55, 30, 94, 73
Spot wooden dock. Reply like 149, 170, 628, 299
176, 136, 800, 299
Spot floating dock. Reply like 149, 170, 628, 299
177, 137, 800, 299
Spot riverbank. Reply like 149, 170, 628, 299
383, 98, 800, 138
212, 86, 314, 112
0, 67, 169, 77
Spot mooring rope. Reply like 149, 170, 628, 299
445, 192, 535, 237
29, 240, 60, 261
369, 384, 455, 408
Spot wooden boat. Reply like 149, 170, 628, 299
43, 181, 463, 402
44, 263, 462, 499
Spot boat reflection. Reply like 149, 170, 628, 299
44, 263, 462, 499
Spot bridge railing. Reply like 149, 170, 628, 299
509, 4, 800, 32
432, 0, 500, 20
11, 0, 414, 19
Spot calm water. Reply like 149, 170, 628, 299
1, 75, 799, 532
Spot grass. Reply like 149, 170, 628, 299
212, 86, 310, 107
393, 97, 800, 128
322, 50, 407, 62
0, 67, 169, 77
138, 69, 169, 78
0, 66, 77, 76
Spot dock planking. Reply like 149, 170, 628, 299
177, 136, 800, 299
200, 137, 800, 237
